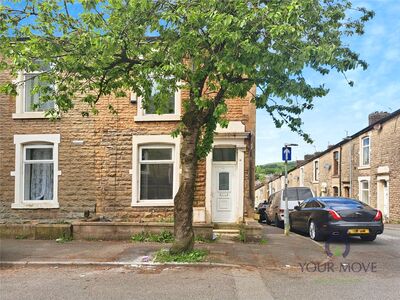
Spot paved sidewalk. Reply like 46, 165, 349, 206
0, 225, 327, 268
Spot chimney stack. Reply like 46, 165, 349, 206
369, 111, 389, 125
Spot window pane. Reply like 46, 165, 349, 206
140, 163, 173, 200
26, 148, 53, 160
219, 172, 229, 190
24, 74, 54, 112
142, 148, 172, 160
363, 137, 369, 146
24, 74, 38, 112
24, 163, 54, 200
212, 148, 236, 161
146, 81, 175, 114
363, 147, 369, 165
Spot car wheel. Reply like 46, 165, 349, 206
360, 234, 377, 242
275, 215, 283, 228
289, 217, 294, 232
309, 220, 325, 241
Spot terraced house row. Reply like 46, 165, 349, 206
268, 110, 400, 223
0, 66, 256, 225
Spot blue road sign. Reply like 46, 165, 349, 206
282, 147, 292, 161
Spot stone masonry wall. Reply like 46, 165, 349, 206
0, 70, 255, 223
269, 112, 400, 223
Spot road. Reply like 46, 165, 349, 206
1, 225, 399, 300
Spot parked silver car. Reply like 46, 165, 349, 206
266, 187, 314, 228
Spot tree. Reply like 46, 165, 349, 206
0, 0, 373, 253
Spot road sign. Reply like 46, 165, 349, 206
282, 147, 292, 161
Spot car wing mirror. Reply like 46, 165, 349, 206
294, 206, 300, 211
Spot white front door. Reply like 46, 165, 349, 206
383, 181, 389, 220
212, 165, 236, 223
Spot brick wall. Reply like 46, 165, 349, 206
0, 70, 255, 223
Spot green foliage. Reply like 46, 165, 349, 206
56, 233, 73, 243
131, 230, 174, 243
0, 0, 374, 157
259, 239, 268, 245
256, 162, 297, 180
154, 249, 208, 263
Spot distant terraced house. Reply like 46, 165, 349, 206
268, 110, 400, 223
0, 66, 256, 226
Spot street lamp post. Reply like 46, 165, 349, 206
283, 143, 298, 236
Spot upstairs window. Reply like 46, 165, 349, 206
133, 79, 181, 122
333, 151, 339, 176
361, 137, 370, 166
313, 160, 319, 182
13, 62, 55, 119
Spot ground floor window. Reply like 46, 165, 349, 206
131, 135, 180, 206
359, 179, 370, 204
12, 134, 60, 209
333, 186, 339, 197
139, 147, 174, 200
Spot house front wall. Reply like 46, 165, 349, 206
0, 69, 256, 224
268, 112, 400, 223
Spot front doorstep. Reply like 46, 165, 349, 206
72, 222, 213, 240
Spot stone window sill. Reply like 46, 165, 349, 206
12, 202, 60, 209
131, 201, 174, 207
12, 112, 48, 119
134, 114, 180, 122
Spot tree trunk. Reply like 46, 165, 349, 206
170, 128, 199, 254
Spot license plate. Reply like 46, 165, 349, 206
348, 228, 370, 234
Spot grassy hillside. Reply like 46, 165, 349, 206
256, 161, 296, 181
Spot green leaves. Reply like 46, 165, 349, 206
0, 0, 373, 151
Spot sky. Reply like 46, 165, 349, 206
256, 0, 400, 165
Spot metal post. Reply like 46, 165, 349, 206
284, 153, 289, 236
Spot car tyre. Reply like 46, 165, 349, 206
275, 215, 283, 228
360, 234, 377, 242
308, 220, 325, 241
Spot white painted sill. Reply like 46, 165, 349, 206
358, 165, 371, 170
12, 112, 49, 119
12, 202, 60, 209
134, 114, 181, 122
131, 201, 174, 207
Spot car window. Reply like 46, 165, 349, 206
323, 198, 367, 210
304, 200, 321, 208
283, 188, 313, 201
300, 200, 309, 209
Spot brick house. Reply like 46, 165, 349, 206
268, 110, 400, 223
0, 68, 256, 225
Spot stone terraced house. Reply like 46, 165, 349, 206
268, 110, 400, 223
0, 68, 256, 226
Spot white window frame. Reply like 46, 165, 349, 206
313, 159, 320, 182
12, 134, 61, 209
358, 176, 370, 204
299, 167, 305, 186
131, 135, 180, 206
12, 69, 56, 119
360, 135, 371, 168
133, 81, 181, 122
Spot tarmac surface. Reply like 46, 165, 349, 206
1, 224, 399, 300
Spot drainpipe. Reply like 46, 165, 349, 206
349, 144, 353, 197
339, 145, 342, 196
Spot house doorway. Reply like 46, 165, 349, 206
211, 164, 237, 223
377, 179, 389, 221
